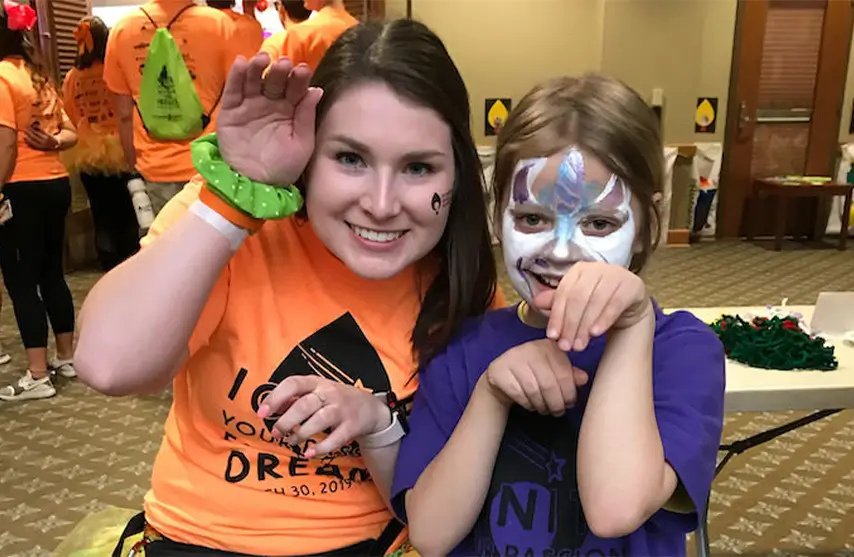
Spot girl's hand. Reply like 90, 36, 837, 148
217, 53, 323, 186
24, 125, 59, 151
482, 339, 589, 417
258, 376, 390, 459
533, 262, 653, 352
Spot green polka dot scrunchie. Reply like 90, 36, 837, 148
191, 133, 304, 220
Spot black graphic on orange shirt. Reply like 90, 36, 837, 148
222, 312, 391, 489
73, 76, 115, 126
253, 312, 392, 432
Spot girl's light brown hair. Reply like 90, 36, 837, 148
491, 74, 664, 272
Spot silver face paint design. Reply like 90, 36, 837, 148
502, 147, 636, 307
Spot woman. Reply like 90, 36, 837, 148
76, 19, 503, 556
0, 0, 78, 402
63, 16, 140, 271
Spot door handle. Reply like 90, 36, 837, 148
738, 101, 752, 132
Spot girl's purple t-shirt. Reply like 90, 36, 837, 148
392, 303, 726, 557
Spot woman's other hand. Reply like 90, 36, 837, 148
258, 376, 391, 459
217, 53, 323, 186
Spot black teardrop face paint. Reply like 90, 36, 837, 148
431, 192, 441, 215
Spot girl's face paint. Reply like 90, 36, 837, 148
502, 147, 636, 306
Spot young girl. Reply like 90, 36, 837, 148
392, 75, 726, 557
63, 16, 140, 271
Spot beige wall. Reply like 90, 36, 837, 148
403, 0, 736, 146
600, 0, 736, 144
406, 0, 604, 144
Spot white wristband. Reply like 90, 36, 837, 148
358, 411, 406, 449
189, 200, 249, 251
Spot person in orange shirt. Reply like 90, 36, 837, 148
63, 16, 139, 271
273, 0, 358, 69
259, 0, 312, 60
103, 0, 239, 214
74, 19, 526, 556
207, 1, 264, 59
0, 1, 79, 401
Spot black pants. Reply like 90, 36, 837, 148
0, 177, 75, 349
113, 512, 403, 557
145, 538, 381, 557
80, 171, 140, 271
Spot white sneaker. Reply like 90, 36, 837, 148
0, 371, 56, 401
49, 358, 76, 378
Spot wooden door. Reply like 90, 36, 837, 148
718, 0, 854, 238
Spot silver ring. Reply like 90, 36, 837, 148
261, 84, 284, 100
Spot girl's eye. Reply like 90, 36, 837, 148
514, 213, 551, 232
581, 217, 620, 235
406, 162, 435, 177
335, 152, 365, 168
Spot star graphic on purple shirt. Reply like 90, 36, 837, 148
545, 450, 567, 483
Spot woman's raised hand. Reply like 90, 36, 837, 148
217, 53, 323, 186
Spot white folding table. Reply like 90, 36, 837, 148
672, 306, 854, 557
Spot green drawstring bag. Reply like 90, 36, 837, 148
136, 6, 216, 141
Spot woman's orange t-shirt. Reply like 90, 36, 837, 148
224, 10, 264, 59
279, 6, 359, 69
140, 179, 507, 555
61, 63, 128, 175
0, 57, 69, 183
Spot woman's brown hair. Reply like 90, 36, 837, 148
300, 19, 498, 363
491, 74, 664, 272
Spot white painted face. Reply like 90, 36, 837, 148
501, 146, 637, 307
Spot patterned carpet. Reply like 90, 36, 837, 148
1, 239, 854, 556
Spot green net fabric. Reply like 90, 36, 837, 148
709, 314, 838, 371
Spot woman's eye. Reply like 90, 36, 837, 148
335, 152, 365, 167
591, 219, 611, 230
524, 215, 543, 226
405, 162, 434, 177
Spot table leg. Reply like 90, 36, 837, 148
774, 195, 787, 251
695, 500, 712, 557
813, 197, 829, 243
695, 409, 842, 557
840, 190, 852, 250
745, 197, 756, 242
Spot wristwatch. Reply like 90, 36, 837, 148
358, 391, 410, 449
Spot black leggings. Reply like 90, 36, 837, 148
0, 177, 75, 349
80, 171, 140, 271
